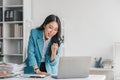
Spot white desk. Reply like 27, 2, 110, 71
2, 75, 106, 80
90, 68, 113, 80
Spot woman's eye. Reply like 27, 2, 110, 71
54, 29, 58, 31
49, 26, 53, 29
48, 26, 58, 32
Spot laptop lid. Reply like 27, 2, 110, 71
57, 56, 91, 79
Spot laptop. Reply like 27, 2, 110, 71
52, 56, 91, 79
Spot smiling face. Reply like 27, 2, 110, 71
44, 21, 58, 40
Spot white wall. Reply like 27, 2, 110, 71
31, 0, 120, 66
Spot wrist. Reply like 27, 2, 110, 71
51, 54, 56, 61
34, 68, 39, 71
52, 51, 56, 56
33, 66, 41, 73
34, 68, 41, 73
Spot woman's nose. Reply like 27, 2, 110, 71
50, 29, 54, 33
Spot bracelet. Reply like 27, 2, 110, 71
34, 68, 39, 71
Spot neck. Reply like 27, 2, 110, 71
45, 37, 49, 40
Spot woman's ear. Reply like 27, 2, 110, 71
43, 25, 46, 29
43, 26, 45, 29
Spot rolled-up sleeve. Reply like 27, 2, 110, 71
47, 44, 62, 66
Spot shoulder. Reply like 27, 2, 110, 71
30, 28, 43, 39
30, 28, 43, 36
30, 28, 40, 34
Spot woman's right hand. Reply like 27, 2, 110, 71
35, 69, 50, 76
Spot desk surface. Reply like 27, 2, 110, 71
2, 75, 106, 80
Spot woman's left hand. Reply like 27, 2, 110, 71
51, 43, 58, 53
51, 43, 58, 61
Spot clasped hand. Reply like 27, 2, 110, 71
51, 43, 58, 54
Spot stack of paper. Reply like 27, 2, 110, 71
6, 63, 25, 75
0, 62, 25, 77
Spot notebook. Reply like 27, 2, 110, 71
52, 56, 91, 79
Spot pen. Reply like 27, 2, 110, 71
30, 76, 45, 78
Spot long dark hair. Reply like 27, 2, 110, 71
37, 14, 63, 56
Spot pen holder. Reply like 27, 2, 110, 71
95, 57, 102, 68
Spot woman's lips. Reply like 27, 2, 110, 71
47, 33, 51, 37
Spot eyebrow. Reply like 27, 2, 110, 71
49, 24, 58, 29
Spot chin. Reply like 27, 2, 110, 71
47, 36, 52, 39
48, 37, 51, 39
46, 37, 50, 40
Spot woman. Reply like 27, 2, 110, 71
24, 14, 63, 75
